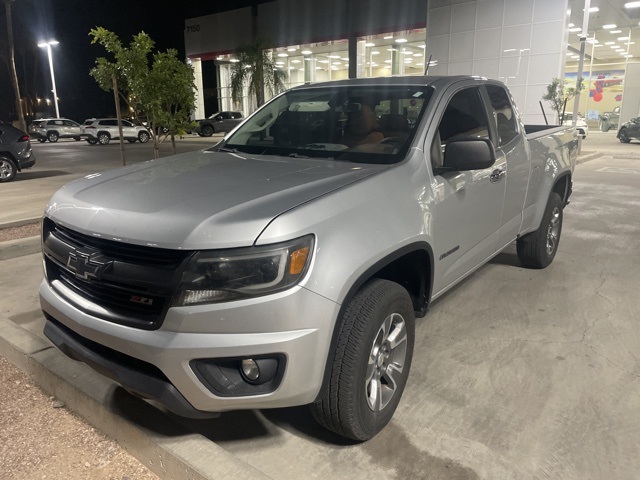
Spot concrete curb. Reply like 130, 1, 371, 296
577, 151, 605, 164
0, 316, 271, 480
0, 236, 41, 261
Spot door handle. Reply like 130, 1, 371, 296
490, 169, 505, 183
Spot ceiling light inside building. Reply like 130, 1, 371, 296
291, 59, 301, 63
568, 23, 575, 27
569, 27, 581, 32
229, 58, 239, 62
586, 7, 599, 12
301, 50, 312, 55
395, 38, 408, 43
605, 41, 615, 45
318, 60, 329, 64
414, 53, 423, 57
602, 24, 617, 29
384, 35, 393, 40
278, 53, 288, 57
328, 55, 341, 59
610, 30, 622, 33
365, 42, 375, 47
624, 1, 640, 8
287, 47, 297, 52
371, 51, 380, 55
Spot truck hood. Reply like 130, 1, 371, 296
45, 150, 385, 250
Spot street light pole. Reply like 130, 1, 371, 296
38, 40, 60, 118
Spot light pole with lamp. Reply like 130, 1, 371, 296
38, 40, 60, 118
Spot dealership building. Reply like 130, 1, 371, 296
184, 0, 640, 126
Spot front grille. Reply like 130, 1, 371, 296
42, 217, 192, 329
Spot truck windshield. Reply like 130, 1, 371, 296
221, 85, 433, 164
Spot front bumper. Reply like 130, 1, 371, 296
40, 278, 339, 415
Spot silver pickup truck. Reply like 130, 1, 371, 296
40, 76, 577, 441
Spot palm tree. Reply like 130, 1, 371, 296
3, 0, 26, 131
230, 37, 287, 111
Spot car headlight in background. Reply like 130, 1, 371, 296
173, 235, 314, 306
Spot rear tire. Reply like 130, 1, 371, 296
311, 279, 415, 441
201, 125, 214, 137
87, 138, 98, 145
74, 137, 81, 141
517, 193, 563, 269
97, 133, 110, 145
47, 131, 58, 143
127, 139, 137, 143
38, 138, 47, 143
0, 157, 17, 182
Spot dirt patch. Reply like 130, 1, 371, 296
0, 222, 41, 242
0, 356, 159, 480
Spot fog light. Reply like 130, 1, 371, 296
241, 359, 260, 381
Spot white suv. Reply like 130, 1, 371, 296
82, 118, 150, 145
29, 118, 82, 143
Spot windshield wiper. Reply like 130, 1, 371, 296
217, 147, 239, 153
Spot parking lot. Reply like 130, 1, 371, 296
1, 132, 640, 480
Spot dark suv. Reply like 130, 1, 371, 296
0, 123, 36, 182
193, 111, 243, 137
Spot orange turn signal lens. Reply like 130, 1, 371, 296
289, 247, 310, 275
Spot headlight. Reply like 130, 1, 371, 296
173, 235, 314, 306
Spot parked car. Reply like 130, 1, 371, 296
561, 113, 588, 139
29, 118, 82, 143
40, 76, 577, 441
599, 106, 620, 132
82, 118, 150, 145
617, 116, 640, 143
0, 123, 36, 182
192, 111, 243, 136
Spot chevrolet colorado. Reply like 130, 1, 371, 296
40, 76, 577, 441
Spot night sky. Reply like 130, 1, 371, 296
0, 0, 267, 125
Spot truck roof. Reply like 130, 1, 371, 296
291, 75, 500, 90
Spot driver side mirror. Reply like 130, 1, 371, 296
436, 138, 496, 175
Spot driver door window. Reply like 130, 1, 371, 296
432, 87, 491, 170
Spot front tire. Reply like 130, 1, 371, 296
0, 157, 17, 182
619, 129, 631, 143
312, 279, 415, 441
47, 131, 58, 143
138, 131, 150, 143
517, 193, 563, 269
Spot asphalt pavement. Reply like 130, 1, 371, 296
1, 131, 640, 480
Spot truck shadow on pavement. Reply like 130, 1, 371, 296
110, 386, 354, 445
13, 170, 70, 181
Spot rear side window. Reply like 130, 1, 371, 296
83, 120, 94, 125
486, 85, 518, 146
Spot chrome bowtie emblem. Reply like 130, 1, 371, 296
66, 248, 112, 281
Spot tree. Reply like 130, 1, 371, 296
3, 0, 26, 131
230, 37, 286, 111
89, 28, 195, 159
542, 77, 584, 123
